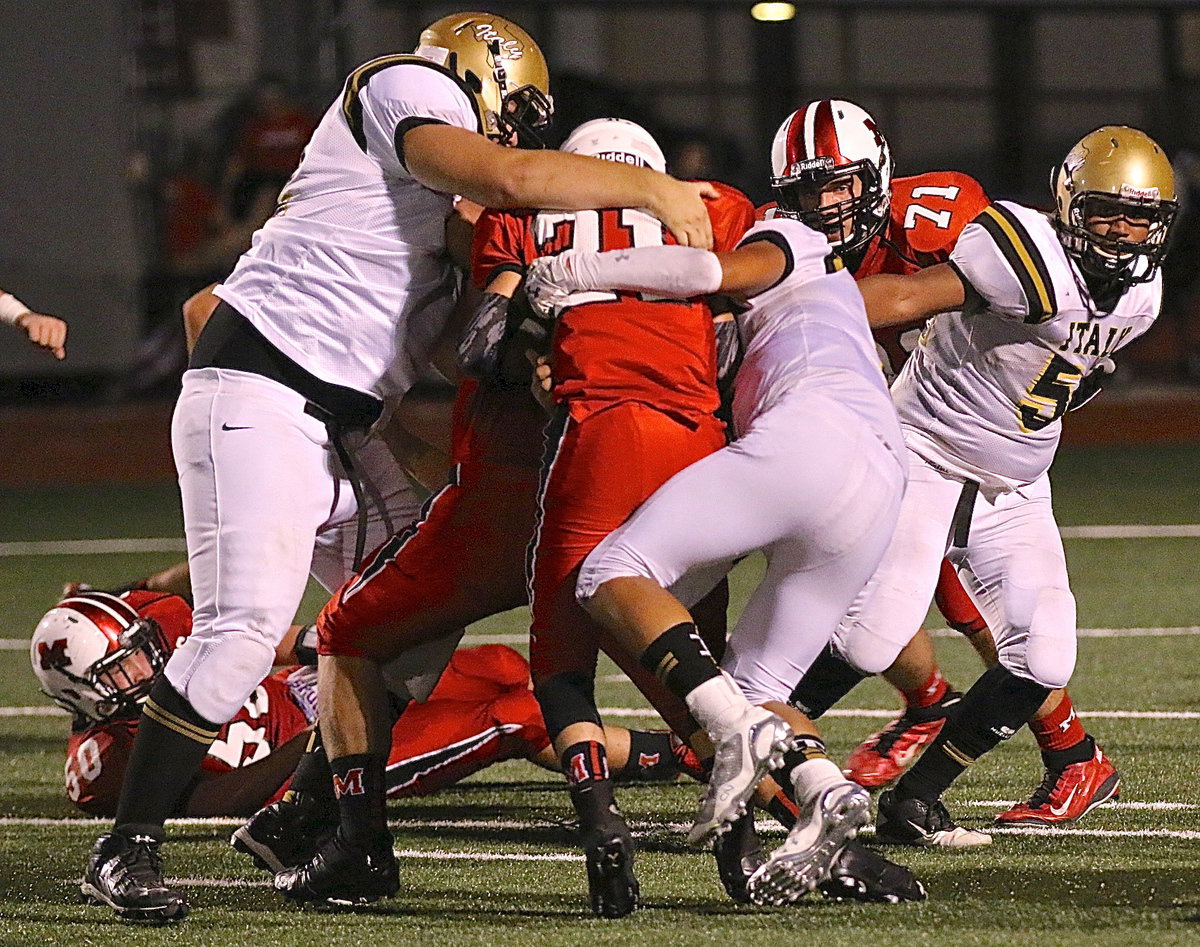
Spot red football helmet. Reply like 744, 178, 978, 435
770, 99, 894, 253
30, 592, 172, 722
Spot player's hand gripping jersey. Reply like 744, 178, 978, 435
893, 201, 1161, 493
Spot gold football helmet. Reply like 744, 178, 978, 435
1052, 126, 1177, 285
417, 12, 552, 148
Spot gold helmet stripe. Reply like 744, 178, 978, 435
340, 54, 484, 153
975, 205, 1056, 324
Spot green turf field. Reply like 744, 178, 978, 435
1, 444, 1199, 945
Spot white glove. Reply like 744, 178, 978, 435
524, 250, 595, 317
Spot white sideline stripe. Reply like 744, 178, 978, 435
0, 538, 187, 556
970, 800, 1197, 811
5, 703, 1200, 720
1059, 524, 1200, 539
18, 623, 1198, 653
23, 815, 1200, 843
2, 524, 1195, 558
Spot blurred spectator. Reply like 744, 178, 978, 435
664, 130, 749, 195
1163, 148, 1200, 382
217, 73, 318, 220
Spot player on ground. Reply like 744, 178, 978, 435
525, 184, 918, 907
830, 126, 1176, 846
82, 10, 719, 922
771, 101, 1119, 827
33, 591, 696, 824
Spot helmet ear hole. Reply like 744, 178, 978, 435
463, 69, 482, 94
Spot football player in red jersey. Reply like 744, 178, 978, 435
512, 119, 756, 917
772, 100, 1118, 826
32, 591, 697, 827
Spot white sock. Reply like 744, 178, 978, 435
684, 673, 754, 739
790, 757, 847, 808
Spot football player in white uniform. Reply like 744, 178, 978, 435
832, 126, 1177, 847
82, 11, 719, 922
525, 202, 918, 905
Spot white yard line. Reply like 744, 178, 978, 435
3, 524, 1195, 559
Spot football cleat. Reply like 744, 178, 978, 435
231, 799, 336, 875
711, 813, 766, 904
581, 820, 640, 918
994, 747, 1120, 826
746, 781, 871, 905
80, 831, 188, 921
875, 790, 992, 848
843, 691, 962, 789
274, 830, 399, 906
818, 839, 927, 903
689, 708, 794, 845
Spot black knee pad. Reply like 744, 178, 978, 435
534, 672, 601, 741
944, 665, 1051, 758
788, 644, 869, 719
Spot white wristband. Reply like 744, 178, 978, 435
0, 293, 31, 326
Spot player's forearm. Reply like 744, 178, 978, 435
527, 246, 723, 313
859, 264, 966, 328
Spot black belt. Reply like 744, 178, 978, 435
949, 480, 980, 548
192, 301, 383, 570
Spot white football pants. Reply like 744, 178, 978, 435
831, 449, 1076, 689
164, 367, 423, 723
578, 391, 907, 705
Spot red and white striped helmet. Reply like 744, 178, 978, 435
30, 591, 170, 722
769, 99, 894, 252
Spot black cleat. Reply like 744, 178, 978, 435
231, 799, 336, 875
875, 790, 992, 848
582, 822, 640, 919
81, 832, 188, 922
274, 830, 399, 906
818, 839, 927, 903
712, 813, 765, 904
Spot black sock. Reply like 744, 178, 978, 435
282, 729, 335, 812
788, 644, 868, 718
896, 666, 1051, 803
329, 753, 389, 846
562, 741, 619, 828
1043, 733, 1096, 772
114, 677, 221, 835
639, 622, 721, 699
612, 731, 678, 782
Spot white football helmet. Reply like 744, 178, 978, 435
30, 592, 171, 722
770, 99, 894, 253
560, 117, 666, 173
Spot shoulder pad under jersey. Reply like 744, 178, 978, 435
951, 201, 1060, 324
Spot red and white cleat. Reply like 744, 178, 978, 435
994, 746, 1120, 826
843, 692, 961, 789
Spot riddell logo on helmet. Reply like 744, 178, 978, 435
790, 156, 834, 175
457, 21, 524, 59
1120, 183, 1159, 201
595, 151, 647, 168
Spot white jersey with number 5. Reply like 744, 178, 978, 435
216, 57, 479, 401
892, 200, 1160, 493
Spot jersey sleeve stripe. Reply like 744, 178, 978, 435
975, 206, 1056, 323
340, 54, 482, 154
738, 230, 795, 293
